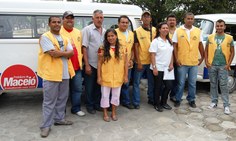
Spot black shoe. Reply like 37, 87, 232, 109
133, 105, 140, 109
123, 104, 134, 109
154, 106, 163, 112
189, 101, 196, 108
95, 107, 103, 112
148, 100, 154, 105
162, 104, 172, 110
87, 108, 96, 114
170, 97, 176, 103
174, 101, 181, 107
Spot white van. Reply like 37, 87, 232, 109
194, 14, 236, 93
0, 0, 142, 94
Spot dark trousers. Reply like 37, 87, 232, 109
153, 71, 173, 106
84, 66, 101, 110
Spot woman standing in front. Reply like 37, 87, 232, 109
97, 29, 128, 122
149, 22, 174, 112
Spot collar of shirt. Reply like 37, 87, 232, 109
157, 37, 167, 43
181, 25, 195, 31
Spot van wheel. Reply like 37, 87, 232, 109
228, 75, 236, 93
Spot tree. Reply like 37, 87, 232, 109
93, 0, 236, 26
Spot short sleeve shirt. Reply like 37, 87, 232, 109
82, 23, 106, 68
149, 37, 173, 71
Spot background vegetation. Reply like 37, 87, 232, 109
94, 0, 236, 26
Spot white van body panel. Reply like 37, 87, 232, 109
0, 0, 142, 92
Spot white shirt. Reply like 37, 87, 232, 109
149, 37, 173, 71
172, 25, 203, 43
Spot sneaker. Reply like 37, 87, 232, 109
174, 101, 181, 107
123, 104, 134, 109
87, 108, 96, 114
54, 120, 73, 126
208, 103, 217, 109
162, 104, 172, 110
76, 111, 86, 117
224, 106, 231, 115
154, 106, 163, 112
40, 128, 50, 138
133, 105, 140, 109
189, 101, 196, 108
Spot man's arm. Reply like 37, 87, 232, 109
226, 45, 235, 70
82, 27, 92, 75
204, 44, 211, 68
173, 42, 181, 66
133, 31, 142, 71
198, 42, 205, 65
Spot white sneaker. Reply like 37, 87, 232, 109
208, 103, 217, 109
224, 107, 231, 115
76, 111, 85, 117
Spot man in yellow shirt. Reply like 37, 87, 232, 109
133, 11, 156, 109
205, 19, 235, 114
115, 15, 134, 109
60, 11, 85, 117
38, 16, 74, 137
172, 12, 204, 108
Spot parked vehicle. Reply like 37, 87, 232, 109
0, 0, 142, 94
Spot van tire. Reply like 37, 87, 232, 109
228, 75, 236, 93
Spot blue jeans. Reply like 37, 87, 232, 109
84, 66, 101, 110
121, 69, 132, 105
70, 70, 83, 113
208, 66, 229, 107
133, 63, 154, 106
175, 65, 198, 102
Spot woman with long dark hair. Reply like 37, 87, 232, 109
97, 29, 128, 122
149, 22, 174, 112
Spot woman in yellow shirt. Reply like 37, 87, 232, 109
97, 29, 128, 122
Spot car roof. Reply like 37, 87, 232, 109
195, 14, 236, 24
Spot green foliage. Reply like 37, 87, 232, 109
93, 0, 236, 26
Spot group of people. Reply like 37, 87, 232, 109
37, 9, 235, 138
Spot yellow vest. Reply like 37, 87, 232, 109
101, 46, 126, 87
60, 26, 83, 69
115, 28, 134, 68
135, 26, 156, 64
169, 33, 173, 39
37, 31, 75, 82
207, 33, 233, 65
176, 27, 201, 66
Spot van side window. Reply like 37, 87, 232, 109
0, 15, 134, 39
225, 24, 236, 41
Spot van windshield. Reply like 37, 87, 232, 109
194, 19, 214, 41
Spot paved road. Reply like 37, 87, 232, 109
0, 82, 236, 141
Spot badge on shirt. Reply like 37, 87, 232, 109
193, 36, 197, 40
77, 36, 81, 42
140, 36, 146, 40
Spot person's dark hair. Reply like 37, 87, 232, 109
184, 12, 194, 18
118, 15, 130, 23
167, 13, 176, 21
155, 22, 172, 45
216, 19, 225, 25
103, 28, 120, 62
48, 16, 60, 24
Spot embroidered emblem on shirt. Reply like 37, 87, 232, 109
193, 36, 197, 40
